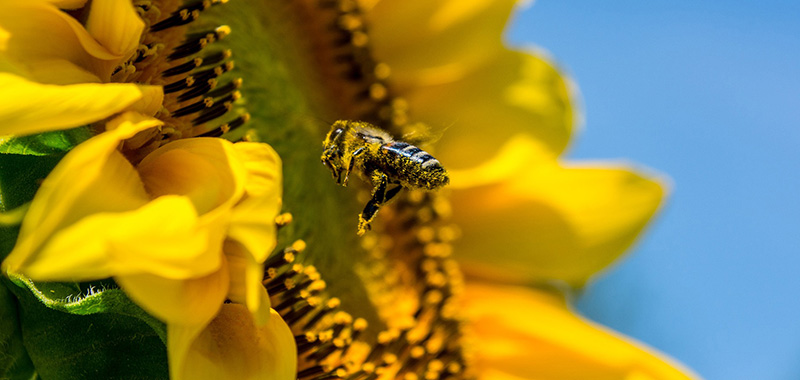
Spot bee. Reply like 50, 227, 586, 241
321, 120, 449, 235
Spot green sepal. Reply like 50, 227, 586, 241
0, 127, 92, 156
5, 275, 168, 380
0, 281, 35, 380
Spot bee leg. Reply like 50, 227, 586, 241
343, 147, 366, 186
357, 171, 389, 236
384, 185, 403, 203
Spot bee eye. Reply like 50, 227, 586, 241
329, 128, 343, 141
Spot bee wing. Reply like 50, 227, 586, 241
398, 121, 453, 147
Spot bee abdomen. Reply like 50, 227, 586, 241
384, 142, 432, 162
380, 142, 448, 189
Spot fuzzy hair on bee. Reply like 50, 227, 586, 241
321, 120, 449, 235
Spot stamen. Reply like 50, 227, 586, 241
191, 98, 233, 125
266, 278, 295, 294
170, 96, 214, 118
177, 78, 217, 102
298, 365, 327, 379
206, 77, 242, 98
161, 57, 203, 77
275, 212, 294, 226
168, 25, 232, 60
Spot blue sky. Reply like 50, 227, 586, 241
507, 1, 800, 379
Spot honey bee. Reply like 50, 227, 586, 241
321, 120, 449, 235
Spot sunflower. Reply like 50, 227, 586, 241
0, 1, 697, 380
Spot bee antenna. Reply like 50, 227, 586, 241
301, 114, 337, 128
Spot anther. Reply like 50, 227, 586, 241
298, 365, 327, 379
199, 49, 233, 68
166, 25, 229, 61
369, 83, 387, 101
374, 63, 391, 79
263, 250, 295, 270
364, 331, 394, 363
292, 239, 307, 253
311, 368, 347, 380
307, 338, 345, 362
163, 76, 195, 94
150, 8, 201, 33
283, 297, 321, 324
192, 100, 233, 125
177, 78, 217, 102
295, 332, 318, 346
275, 212, 293, 226
171, 96, 214, 118
198, 112, 249, 138
285, 279, 325, 299
303, 297, 341, 330
206, 77, 242, 98
270, 263, 304, 288
351, 31, 369, 47
332, 311, 353, 336
191, 61, 234, 83
162, 57, 203, 77
350, 318, 368, 342
266, 278, 295, 294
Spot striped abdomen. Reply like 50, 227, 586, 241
378, 141, 448, 190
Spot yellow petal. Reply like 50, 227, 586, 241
85, 0, 144, 62
126, 84, 165, 117
19, 59, 103, 84
13, 195, 215, 281
366, 0, 516, 87
44, 0, 88, 10
169, 307, 296, 380
3, 112, 159, 275
0, 25, 11, 51
0, 2, 126, 83
409, 49, 577, 168
228, 142, 283, 263
451, 136, 667, 287
137, 138, 247, 216
116, 260, 229, 326
0, 73, 148, 136
464, 283, 698, 380
225, 240, 272, 326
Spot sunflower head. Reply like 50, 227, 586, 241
0, 1, 697, 380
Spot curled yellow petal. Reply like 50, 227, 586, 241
225, 240, 272, 326
126, 84, 165, 117
3, 112, 160, 275
0, 73, 148, 136
464, 283, 698, 380
228, 141, 283, 263
409, 49, 577, 168
12, 195, 212, 281
44, 0, 88, 10
117, 261, 229, 326
137, 138, 247, 216
451, 135, 667, 287
169, 306, 296, 380
85, 0, 144, 62
0, 1, 127, 83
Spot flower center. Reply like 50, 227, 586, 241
265, 220, 471, 380
257, 1, 474, 377
118, 0, 248, 160
132, 0, 473, 378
